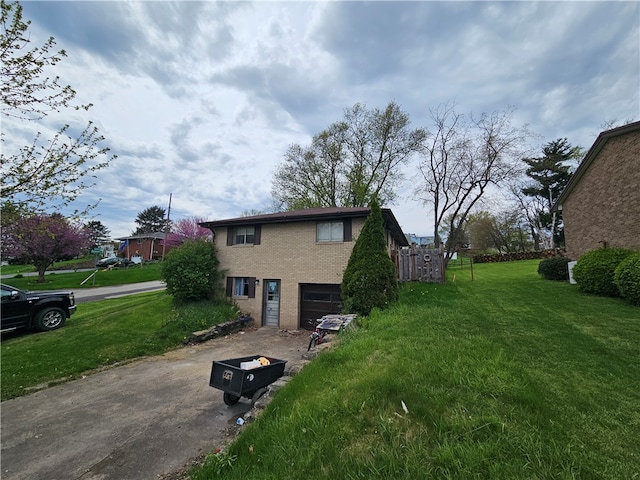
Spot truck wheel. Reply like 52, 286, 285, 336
223, 392, 241, 406
35, 307, 66, 331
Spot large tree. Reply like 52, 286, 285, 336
4, 213, 89, 282
0, 1, 114, 214
521, 138, 581, 248
466, 209, 532, 253
134, 205, 167, 234
416, 102, 532, 264
272, 102, 426, 209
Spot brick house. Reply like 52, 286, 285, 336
200, 207, 409, 330
553, 121, 640, 260
115, 232, 185, 261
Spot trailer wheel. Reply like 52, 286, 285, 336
223, 392, 240, 406
251, 388, 268, 406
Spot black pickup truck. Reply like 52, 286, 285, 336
1, 283, 77, 333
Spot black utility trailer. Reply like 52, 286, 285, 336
209, 355, 287, 406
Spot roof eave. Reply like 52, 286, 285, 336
552, 120, 640, 212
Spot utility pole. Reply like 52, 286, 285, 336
162, 193, 172, 261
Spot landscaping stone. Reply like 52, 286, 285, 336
185, 315, 255, 344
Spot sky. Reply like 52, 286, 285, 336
5, 0, 639, 239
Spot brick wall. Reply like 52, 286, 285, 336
216, 219, 366, 330
563, 130, 640, 259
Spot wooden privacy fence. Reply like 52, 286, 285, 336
398, 246, 444, 283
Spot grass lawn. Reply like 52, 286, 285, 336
1, 263, 163, 290
191, 259, 639, 479
1, 255, 99, 276
0, 292, 237, 400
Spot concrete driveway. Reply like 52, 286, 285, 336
1, 328, 311, 480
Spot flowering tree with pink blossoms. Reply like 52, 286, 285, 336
4, 214, 89, 282
173, 217, 212, 240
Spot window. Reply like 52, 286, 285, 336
234, 277, 249, 296
235, 226, 255, 245
227, 225, 261, 245
226, 277, 256, 298
302, 291, 342, 303
317, 221, 343, 242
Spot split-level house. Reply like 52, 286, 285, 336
552, 121, 640, 260
200, 207, 409, 330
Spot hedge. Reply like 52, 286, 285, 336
538, 256, 571, 281
614, 253, 640, 306
572, 247, 636, 297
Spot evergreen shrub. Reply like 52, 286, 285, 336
161, 239, 224, 303
341, 200, 399, 317
614, 253, 640, 306
537, 256, 571, 281
572, 247, 635, 297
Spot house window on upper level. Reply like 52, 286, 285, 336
317, 219, 352, 242
226, 225, 261, 246
235, 226, 254, 244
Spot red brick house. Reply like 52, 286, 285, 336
200, 207, 408, 330
115, 232, 185, 261
553, 121, 640, 260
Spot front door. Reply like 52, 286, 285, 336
263, 280, 280, 327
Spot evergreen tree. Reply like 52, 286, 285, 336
134, 205, 167, 234
341, 199, 398, 316
522, 138, 581, 247
84, 220, 110, 248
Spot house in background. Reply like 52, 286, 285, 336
405, 234, 435, 246
552, 121, 640, 260
200, 207, 409, 331
115, 232, 185, 261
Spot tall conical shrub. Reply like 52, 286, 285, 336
341, 199, 399, 316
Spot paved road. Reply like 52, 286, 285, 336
0, 268, 95, 280
0, 274, 166, 303
73, 281, 166, 303
1, 328, 311, 480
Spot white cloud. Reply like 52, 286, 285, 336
5, 1, 638, 238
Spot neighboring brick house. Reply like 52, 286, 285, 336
553, 121, 640, 260
200, 207, 409, 330
115, 232, 185, 261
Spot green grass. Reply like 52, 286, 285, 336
1, 263, 162, 290
1, 255, 97, 276
1, 292, 237, 400
190, 260, 640, 479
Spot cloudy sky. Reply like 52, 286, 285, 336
7, 0, 639, 238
